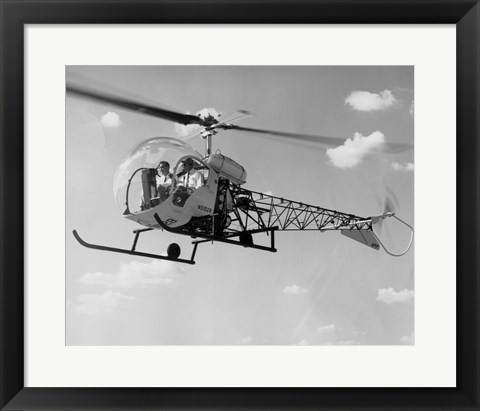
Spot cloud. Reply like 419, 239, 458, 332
197, 107, 220, 120
174, 123, 202, 138
376, 288, 414, 304
283, 284, 308, 295
391, 162, 414, 172
100, 111, 121, 128
409, 100, 414, 116
72, 290, 135, 315
317, 324, 336, 334
345, 90, 396, 112
297, 339, 310, 346
79, 259, 184, 289
326, 131, 385, 169
174, 107, 221, 138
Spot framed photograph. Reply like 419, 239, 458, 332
1, 1, 478, 410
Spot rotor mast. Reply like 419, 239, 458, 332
201, 128, 216, 157
206, 133, 212, 157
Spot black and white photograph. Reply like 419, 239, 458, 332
4, 1, 480, 406
66, 66, 414, 346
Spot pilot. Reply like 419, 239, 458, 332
157, 161, 173, 201
178, 158, 203, 190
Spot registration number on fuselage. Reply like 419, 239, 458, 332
198, 205, 212, 213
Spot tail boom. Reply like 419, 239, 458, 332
231, 188, 373, 232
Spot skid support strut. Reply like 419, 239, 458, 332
154, 213, 278, 253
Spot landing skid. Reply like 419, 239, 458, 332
72, 229, 197, 265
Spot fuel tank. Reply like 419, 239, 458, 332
206, 154, 247, 185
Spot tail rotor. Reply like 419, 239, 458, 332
371, 186, 414, 257
372, 186, 398, 233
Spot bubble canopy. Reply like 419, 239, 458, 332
113, 137, 203, 213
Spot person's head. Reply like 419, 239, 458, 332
182, 158, 194, 171
158, 161, 170, 175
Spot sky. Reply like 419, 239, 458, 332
66, 66, 414, 346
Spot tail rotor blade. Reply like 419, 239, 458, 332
384, 197, 395, 214
374, 213, 389, 235
374, 185, 400, 235
384, 185, 400, 212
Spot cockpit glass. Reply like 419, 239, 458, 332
113, 137, 202, 214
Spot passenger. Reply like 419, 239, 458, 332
157, 161, 172, 186
178, 158, 203, 190
157, 161, 173, 201
139, 161, 172, 210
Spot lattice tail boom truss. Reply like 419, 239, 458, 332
227, 187, 373, 234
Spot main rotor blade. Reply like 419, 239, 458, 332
214, 110, 254, 126
221, 125, 343, 145
66, 84, 204, 126
221, 125, 413, 152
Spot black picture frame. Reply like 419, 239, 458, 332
1, 1, 478, 410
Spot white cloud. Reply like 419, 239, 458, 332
317, 324, 336, 334
345, 90, 396, 112
174, 122, 202, 138
283, 284, 308, 295
100, 111, 121, 128
72, 290, 135, 315
79, 259, 184, 289
197, 107, 220, 120
297, 339, 310, 346
392, 162, 414, 172
409, 100, 414, 116
174, 107, 220, 138
326, 131, 385, 169
376, 288, 414, 304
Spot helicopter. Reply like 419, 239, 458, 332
68, 84, 414, 265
